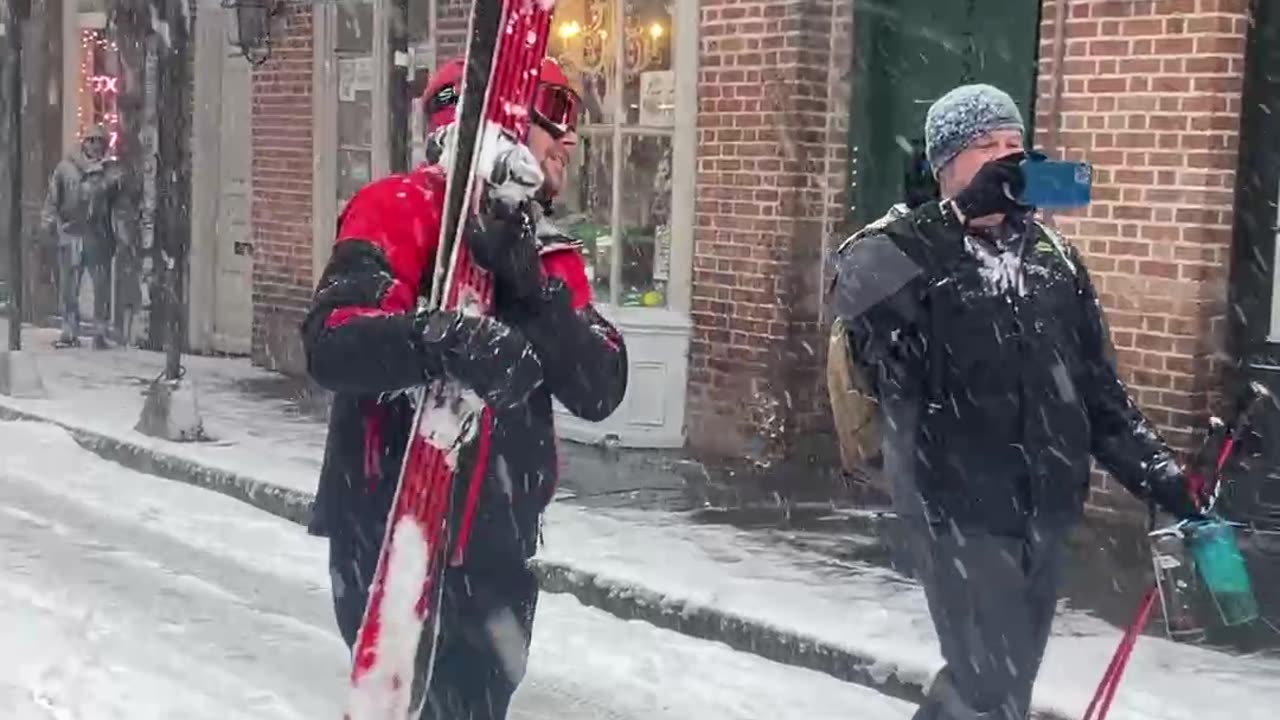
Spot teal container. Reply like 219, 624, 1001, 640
1186, 520, 1259, 626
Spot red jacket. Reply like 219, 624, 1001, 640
301, 163, 627, 564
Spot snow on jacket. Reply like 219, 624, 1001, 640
301, 162, 628, 562
40, 152, 130, 264
832, 200, 1189, 534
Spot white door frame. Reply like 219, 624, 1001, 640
1270, 175, 1280, 342
188, 0, 224, 352
190, 0, 255, 354
311, 0, 394, 286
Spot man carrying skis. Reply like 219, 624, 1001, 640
830, 84, 1205, 720
302, 56, 627, 719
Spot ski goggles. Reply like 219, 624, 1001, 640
531, 83, 581, 139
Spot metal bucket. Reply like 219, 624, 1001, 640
1150, 530, 1207, 641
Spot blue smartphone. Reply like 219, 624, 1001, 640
1019, 152, 1093, 210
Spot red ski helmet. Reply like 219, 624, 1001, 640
423, 56, 581, 139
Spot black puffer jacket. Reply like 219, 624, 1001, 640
301, 164, 628, 565
833, 201, 1195, 535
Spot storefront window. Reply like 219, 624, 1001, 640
549, 0, 675, 308
336, 0, 376, 208
407, 0, 435, 167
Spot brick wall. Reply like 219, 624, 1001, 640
250, 3, 314, 374
436, 0, 470, 60
1035, 0, 1248, 515
686, 0, 851, 464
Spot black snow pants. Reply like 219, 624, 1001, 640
901, 516, 1069, 720
329, 489, 540, 720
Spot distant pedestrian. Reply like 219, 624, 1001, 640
40, 124, 130, 349
829, 84, 1205, 720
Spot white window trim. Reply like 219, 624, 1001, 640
575, 0, 696, 317
312, 0, 393, 286
1270, 175, 1280, 340
551, 0, 697, 449
311, 7, 337, 286
667, 0, 697, 317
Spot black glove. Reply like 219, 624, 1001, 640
1147, 457, 1205, 521
464, 195, 544, 305
951, 152, 1028, 222
418, 310, 543, 410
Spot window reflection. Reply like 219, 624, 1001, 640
549, 0, 677, 308
558, 132, 614, 301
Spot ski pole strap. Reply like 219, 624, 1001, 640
925, 279, 949, 414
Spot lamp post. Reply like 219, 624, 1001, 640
2, 0, 24, 353
135, 0, 202, 439
0, 0, 42, 398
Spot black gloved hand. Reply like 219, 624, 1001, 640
464, 195, 544, 306
418, 310, 543, 410
1147, 457, 1205, 521
951, 152, 1028, 222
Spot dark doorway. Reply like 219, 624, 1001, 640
1231, 0, 1280, 363
847, 0, 1043, 229
1224, 0, 1280, 529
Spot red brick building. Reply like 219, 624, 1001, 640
242, 0, 1278, 517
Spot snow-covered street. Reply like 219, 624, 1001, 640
0, 420, 915, 720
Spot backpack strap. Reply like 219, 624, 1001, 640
924, 279, 949, 416
830, 203, 913, 295
1035, 221, 1077, 277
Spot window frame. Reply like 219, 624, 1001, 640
557, 0, 696, 316
312, 0, 394, 285
312, 0, 697, 317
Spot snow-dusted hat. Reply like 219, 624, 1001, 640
924, 83, 1025, 172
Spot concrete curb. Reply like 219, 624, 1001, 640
0, 404, 315, 527
0, 403, 1075, 719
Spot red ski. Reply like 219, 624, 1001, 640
344, 2, 556, 718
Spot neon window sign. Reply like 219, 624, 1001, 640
78, 28, 121, 154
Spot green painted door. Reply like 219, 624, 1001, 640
848, 0, 1043, 229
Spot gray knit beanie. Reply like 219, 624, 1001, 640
924, 84, 1025, 172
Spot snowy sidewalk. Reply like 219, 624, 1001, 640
3, 325, 1280, 720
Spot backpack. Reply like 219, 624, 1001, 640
826, 314, 884, 478
825, 212, 1074, 483
825, 204, 910, 486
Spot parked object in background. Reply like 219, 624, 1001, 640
1149, 528, 1207, 642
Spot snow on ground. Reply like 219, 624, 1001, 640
0, 324, 326, 494
539, 503, 1280, 720
0, 420, 915, 720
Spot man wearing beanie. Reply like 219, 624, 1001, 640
830, 84, 1204, 719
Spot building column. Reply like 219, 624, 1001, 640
687, 0, 852, 467
249, 1, 315, 374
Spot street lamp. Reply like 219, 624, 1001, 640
221, 0, 282, 66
